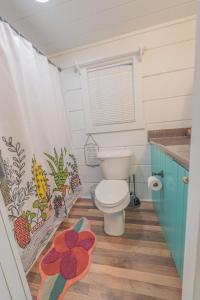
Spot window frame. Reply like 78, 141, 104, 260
81, 55, 144, 133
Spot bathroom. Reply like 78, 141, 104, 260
0, 0, 199, 299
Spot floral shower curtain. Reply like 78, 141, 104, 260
0, 21, 81, 271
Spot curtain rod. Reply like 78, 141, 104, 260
0, 16, 61, 72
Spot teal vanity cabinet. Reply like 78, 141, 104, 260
151, 145, 188, 278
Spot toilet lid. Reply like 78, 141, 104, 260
95, 180, 129, 207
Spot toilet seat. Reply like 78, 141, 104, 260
95, 180, 129, 208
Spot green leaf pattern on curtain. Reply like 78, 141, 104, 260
0, 136, 81, 250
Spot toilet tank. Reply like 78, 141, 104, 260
97, 149, 132, 180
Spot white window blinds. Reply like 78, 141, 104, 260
87, 62, 135, 127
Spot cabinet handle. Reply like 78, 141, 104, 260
182, 176, 189, 184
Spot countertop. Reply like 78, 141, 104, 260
150, 137, 190, 170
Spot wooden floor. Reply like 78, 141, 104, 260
27, 199, 182, 300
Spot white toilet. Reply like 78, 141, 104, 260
95, 149, 132, 236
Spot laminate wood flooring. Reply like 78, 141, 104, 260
27, 199, 182, 300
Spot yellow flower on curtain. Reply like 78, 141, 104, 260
32, 158, 48, 202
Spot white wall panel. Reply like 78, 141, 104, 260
72, 130, 87, 148
130, 165, 152, 183
143, 68, 194, 100
57, 18, 195, 200
81, 182, 98, 198
69, 111, 85, 131
130, 145, 151, 165
72, 148, 85, 166
147, 119, 192, 130
143, 40, 195, 76
144, 96, 192, 123
73, 145, 151, 167
64, 90, 83, 111
129, 182, 151, 200
99, 145, 151, 165
79, 166, 103, 183
94, 130, 147, 147
61, 68, 81, 91
52, 18, 196, 69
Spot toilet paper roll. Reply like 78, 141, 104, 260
148, 176, 162, 191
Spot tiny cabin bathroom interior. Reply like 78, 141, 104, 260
0, 1, 200, 300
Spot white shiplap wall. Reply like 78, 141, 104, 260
52, 16, 195, 199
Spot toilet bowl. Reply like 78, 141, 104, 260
94, 149, 132, 236
95, 179, 130, 236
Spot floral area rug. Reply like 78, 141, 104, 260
37, 217, 96, 300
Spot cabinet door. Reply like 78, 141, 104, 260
163, 155, 178, 260
176, 166, 189, 278
151, 145, 189, 279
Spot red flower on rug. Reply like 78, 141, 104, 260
41, 229, 95, 280
38, 217, 96, 300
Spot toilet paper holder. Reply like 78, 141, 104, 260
152, 170, 164, 178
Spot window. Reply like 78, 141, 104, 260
81, 56, 143, 133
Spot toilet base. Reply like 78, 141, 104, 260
104, 210, 125, 236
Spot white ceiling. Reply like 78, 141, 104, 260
0, 0, 196, 55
